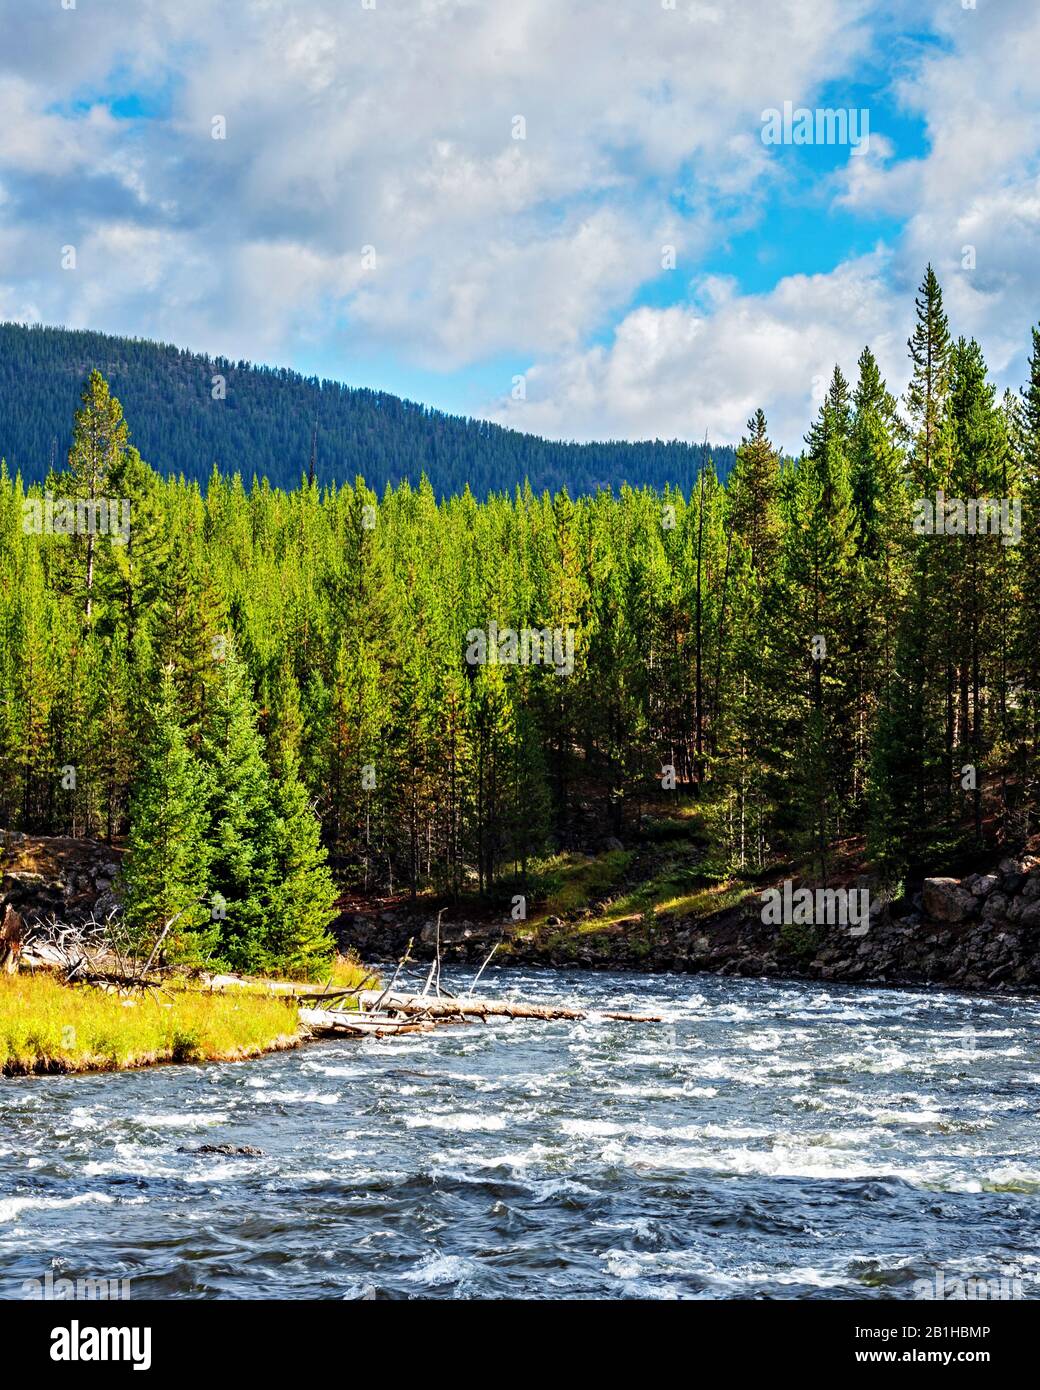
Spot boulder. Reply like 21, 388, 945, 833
999, 854, 1040, 876
982, 892, 1009, 922
180, 1144, 265, 1157
1018, 899, 1040, 929
922, 877, 976, 923
971, 874, 1000, 898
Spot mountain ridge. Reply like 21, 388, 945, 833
0, 322, 735, 498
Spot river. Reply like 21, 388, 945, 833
1, 968, 1038, 1300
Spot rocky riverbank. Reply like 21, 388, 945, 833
333, 853, 1040, 993
0, 831, 122, 930
5, 830, 1040, 994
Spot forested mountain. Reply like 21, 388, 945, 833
0, 322, 734, 497
2, 269, 1038, 977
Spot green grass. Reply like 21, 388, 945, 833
0, 973, 301, 1075
651, 878, 751, 921
639, 806, 709, 842
321, 951, 379, 999
567, 856, 749, 929
526, 849, 634, 921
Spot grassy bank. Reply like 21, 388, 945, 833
0, 973, 302, 1076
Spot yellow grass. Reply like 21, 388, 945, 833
325, 951, 379, 993
0, 972, 301, 1075
652, 880, 750, 920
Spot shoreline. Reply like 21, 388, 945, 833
336, 857, 1040, 997
5, 833, 1040, 1085
0, 971, 308, 1080
1, 1031, 303, 1079
3, 948, 1035, 1082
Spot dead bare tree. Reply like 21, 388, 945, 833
22, 904, 191, 991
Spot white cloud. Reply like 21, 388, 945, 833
0, 0, 1036, 452
487, 253, 907, 449
485, 0, 1040, 446
0, 0, 874, 369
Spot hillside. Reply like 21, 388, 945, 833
0, 322, 734, 497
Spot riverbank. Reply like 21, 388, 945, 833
0, 948, 376, 1076
334, 851, 1040, 994
0, 973, 302, 1076
6, 829, 1040, 1012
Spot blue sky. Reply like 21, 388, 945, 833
0, 0, 1037, 449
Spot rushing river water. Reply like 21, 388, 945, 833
1, 968, 1038, 1300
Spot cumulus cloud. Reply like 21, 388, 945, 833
489, 254, 908, 450
486, 0, 1040, 444
0, 0, 1035, 447
0, 0, 873, 368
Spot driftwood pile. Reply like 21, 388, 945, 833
13, 906, 661, 1043
298, 991, 661, 1038
297, 918, 661, 1040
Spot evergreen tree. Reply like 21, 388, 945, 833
54, 369, 130, 621
201, 640, 278, 971
905, 264, 952, 496
122, 668, 213, 962
728, 409, 782, 576
1016, 327, 1040, 815
3, 310, 1039, 947
263, 753, 338, 979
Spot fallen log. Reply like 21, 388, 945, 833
61, 969, 165, 991
298, 1007, 448, 1037
301, 990, 661, 1043
356, 989, 586, 1021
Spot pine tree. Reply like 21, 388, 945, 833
54, 370, 131, 622
102, 445, 169, 646
728, 409, 782, 575
868, 628, 947, 884
152, 486, 224, 731
263, 753, 337, 979
1017, 328, 1040, 763
873, 267, 957, 872
777, 381, 859, 876
201, 640, 278, 971
946, 337, 1008, 844
9, 548, 60, 830
849, 346, 909, 802
905, 265, 952, 496
122, 668, 213, 962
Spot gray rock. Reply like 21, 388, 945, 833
971, 874, 1000, 898
922, 877, 976, 923
982, 892, 1009, 922
1018, 899, 1040, 929
3, 870, 46, 887
999, 854, 1040, 876
182, 1144, 266, 1157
